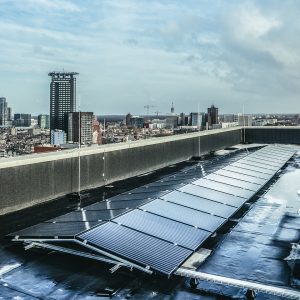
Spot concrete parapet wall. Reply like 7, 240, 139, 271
245, 126, 300, 144
0, 128, 241, 215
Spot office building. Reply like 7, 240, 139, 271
38, 114, 50, 129
14, 113, 31, 127
0, 97, 12, 126
129, 116, 144, 128
49, 72, 78, 132
190, 112, 204, 128
67, 112, 93, 144
207, 105, 219, 128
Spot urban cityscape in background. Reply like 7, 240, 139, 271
1, 71, 299, 158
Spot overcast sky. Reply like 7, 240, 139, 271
0, 0, 299, 115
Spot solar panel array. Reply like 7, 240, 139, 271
10, 147, 248, 239
11, 145, 295, 276
78, 145, 295, 275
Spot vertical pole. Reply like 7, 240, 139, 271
198, 103, 201, 158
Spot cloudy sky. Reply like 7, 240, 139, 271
0, 0, 299, 115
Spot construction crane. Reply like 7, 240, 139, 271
144, 104, 156, 115
154, 111, 162, 117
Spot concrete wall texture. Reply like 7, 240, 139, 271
1, 126, 300, 215
0, 128, 240, 215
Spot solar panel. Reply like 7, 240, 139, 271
160, 190, 237, 218
78, 221, 192, 275
141, 199, 225, 232
113, 209, 210, 250
179, 184, 246, 208
249, 153, 286, 164
257, 150, 290, 160
232, 162, 275, 175
10, 221, 100, 239
192, 178, 254, 199
241, 157, 282, 168
235, 159, 278, 171
215, 169, 267, 185
46, 209, 127, 223
85, 199, 151, 210
205, 173, 260, 192
224, 166, 271, 180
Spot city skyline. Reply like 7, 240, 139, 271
0, 1, 300, 115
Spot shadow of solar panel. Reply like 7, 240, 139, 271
46, 209, 127, 223
232, 162, 275, 175
192, 178, 254, 199
224, 166, 271, 180
160, 190, 236, 218
10, 221, 100, 239
113, 209, 210, 250
78, 221, 192, 275
205, 173, 260, 192
179, 184, 246, 208
215, 169, 266, 185
140, 199, 224, 232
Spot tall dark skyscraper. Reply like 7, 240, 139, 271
207, 104, 219, 127
49, 72, 78, 132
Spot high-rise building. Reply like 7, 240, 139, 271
67, 112, 93, 144
49, 71, 78, 132
0, 97, 7, 126
0, 97, 11, 126
189, 112, 204, 128
14, 113, 31, 127
38, 114, 50, 129
207, 105, 219, 128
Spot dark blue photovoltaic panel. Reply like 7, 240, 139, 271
10, 221, 100, 238
85, 199, 150, 210
236, 159, 278, 171
160, 190, 236, 218
215, 169, 266, 185
78, 221, 192, 275
140, 199, 225, 232
114, 209, 210, 250
179, 184, 246, 208
192, 178, 254, 199
47, 209, 127, 223
205, 173, 260, 192
232, 162, 275, 175
224, 166, 271, 180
